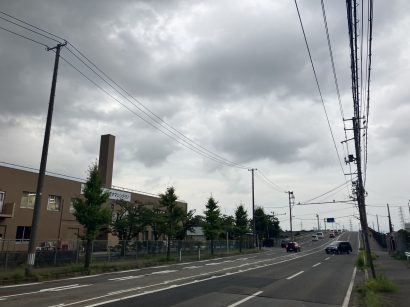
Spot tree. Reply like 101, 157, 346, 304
235, 204, 249, 252
175, 209, 200, 241
111, 200, 151, 255
203, 196, 221, 255
73, 163, 111, 269
159, 187, 184, 259
255, 207, 269, 242
220, 214, 235, 239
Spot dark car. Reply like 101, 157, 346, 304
281, 239, 290, 248
329, 233, 335, 238
325, 241, 352, 254
286, 241, 301, 252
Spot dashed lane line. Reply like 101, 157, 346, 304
286, 271, 304, 280
227, 290, 263, 307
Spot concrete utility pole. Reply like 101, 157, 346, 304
387, 204, 393, 233
248, 168, 257, 248
316, 214, 320, 231
26, 42, 66, 275
376, 214, 380, 233
288, 191, 294, 240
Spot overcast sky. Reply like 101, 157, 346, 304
1, 0, 409, 232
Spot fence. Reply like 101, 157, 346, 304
0, 239, 254, 270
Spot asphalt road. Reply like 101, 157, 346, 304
0, 231, 359, 307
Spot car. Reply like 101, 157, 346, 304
329, 233, 335, 238
281, 239, 290, 248
312, 235, 319, 241
325, 241, 353, 254
316, 232, 324, 239
286, 241, 301, 252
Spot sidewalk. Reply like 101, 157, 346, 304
356, 235, 410, 306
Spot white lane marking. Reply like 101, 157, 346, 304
286, 271, 304, 280
342, 267, 357, 307
40, 284, 92, 292
227, 290, 263, 307
44, 243, 333, 306
150, 270, 177, 275
0, 282, 42, 289
108, 275, 143, 281
183, 266, 202, 269
325, 257, 330, 260
312, 262, 321, 268
205, 263, 219, 266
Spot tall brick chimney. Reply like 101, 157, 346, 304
98, 134, 115, 188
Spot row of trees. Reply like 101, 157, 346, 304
72, 163, 282, 268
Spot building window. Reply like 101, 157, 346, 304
16, 226, 31, 242
69, 198, 76, 214
0, 191, 4, 212
21, 191, 36, 209
47, 195, 61, 211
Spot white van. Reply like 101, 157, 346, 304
316, 232, 324, 239
312, 235, 319, 241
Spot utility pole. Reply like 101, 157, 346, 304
399, 207, 405, 229
248, 168, 257, 248
324, 218, 327, 231
288, 191, 294, 240
26, 42, 66, 276
387, 204, 393, 233
376, 214, 380, 233
316, 214, 320, 231
345, 0, 375, 279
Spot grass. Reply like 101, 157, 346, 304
356, 250, 379, 270
356, 274, 397, 307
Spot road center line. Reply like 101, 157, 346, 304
312, 262, 321, 268
227, 291, 263, 307
286, 271, 304, 280
325, 257, 330, 260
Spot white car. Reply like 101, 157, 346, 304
312, 235, 319, 241
316, 232, 324, 239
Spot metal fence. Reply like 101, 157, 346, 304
0, 239, 254, 270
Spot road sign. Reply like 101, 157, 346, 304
326, 218, 335, 223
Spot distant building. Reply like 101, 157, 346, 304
0, 134, 187, 249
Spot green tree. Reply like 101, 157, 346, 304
220, 214, 235, 239
111, 200, 151, 255
203, 196, 221, 255
175, 209, 200, 240
235, 204, 249, 252
73, 163, 111, 269
159, 187, 184, 259
255, 207, 269, 242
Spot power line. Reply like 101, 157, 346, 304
320, 0, 354, 193
363, 0, 374, 187
0, 24, 49, 48
294, 0, 346, 182
0, 10, 66, 42
64, 44, 249, 170
58, 53, 248, 169
255, 170, 287, 193
0, 10, 252, 171
301, 178, 355, 204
